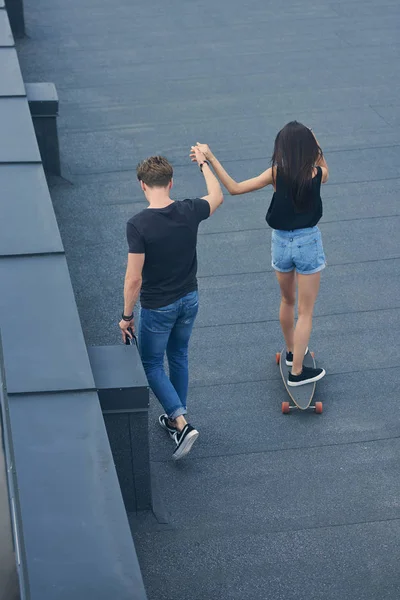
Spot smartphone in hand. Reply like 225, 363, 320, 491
125, 328, 137, 346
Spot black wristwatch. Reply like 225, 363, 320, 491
199, 160, 209, 172
121, 312, 133, 322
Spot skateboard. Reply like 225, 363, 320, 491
275, 349, 323, 414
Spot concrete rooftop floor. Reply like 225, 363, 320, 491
17, 0, 400, 598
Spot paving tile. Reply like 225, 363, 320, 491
201, 178, 400, 234
135, 521, 400, 600
188, 308, 400, 388
195, 216, 400, 278
194, 258, 400, 327
58, 123, 400, 176
148, 369, 400, 461
149, 438, 400, 531
371, 105, 400, 128
56, 82, 400, 120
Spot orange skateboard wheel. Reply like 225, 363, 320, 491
311, 351, 315, 358
282, 402, 290, 414
314, 402, 323, 414
276, 352, 281, 365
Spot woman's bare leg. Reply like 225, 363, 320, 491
292, 272, 321, 375
275, 270, 296, 352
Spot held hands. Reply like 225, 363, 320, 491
190, 145, 207, 166
190, 142, 212, 164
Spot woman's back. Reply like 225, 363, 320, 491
266, 166, 323, 231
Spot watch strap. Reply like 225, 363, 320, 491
122, 312, 134, 321
199, 160, 209, 172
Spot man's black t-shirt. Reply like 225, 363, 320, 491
127, 198, 210, 309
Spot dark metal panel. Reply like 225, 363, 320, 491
0, 164, 63, 256
0, 98, 40, 163
0, 255, 95, 393
0, 49, 25, 96
4, 0, 24, 38
103, 412, 137, 512
9, 391, 147, 600
0, 9, 13, 46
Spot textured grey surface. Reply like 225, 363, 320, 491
9, 391, 148, 600
0, 49, 25, 96
0, 97, 40, 162
148, 370, 400, 461
0, 164, 63, 255
135, 521, 400, 600
17, 0, 400, 598
0, 255, 94, 393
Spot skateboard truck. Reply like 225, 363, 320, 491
281, 401, 323, 414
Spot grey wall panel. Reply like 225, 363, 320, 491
0, 255, 95, 393
9, 391, 147, 600
0, 49, 25, 96
0, 422, 20, 600
0, 164, 63, 256
0, 337, 30, 599
0, 8, 13, 46
0, 98, 40, 162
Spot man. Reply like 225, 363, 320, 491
119, 148, 223, 460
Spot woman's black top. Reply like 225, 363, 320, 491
266, 166, 323, 231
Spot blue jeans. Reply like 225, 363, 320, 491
139, 291, 199, 420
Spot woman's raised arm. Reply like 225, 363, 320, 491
190, 143, 273, 195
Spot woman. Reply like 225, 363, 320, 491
191, 121, 328, 386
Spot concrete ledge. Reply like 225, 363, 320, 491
0, 48, 25, 95
0, 98, 40, 162
88, 344, 152, 513
0, 255, 95, 394
9, 390, 147, 600
0, 339, 28, 599
0, 164, 63, 256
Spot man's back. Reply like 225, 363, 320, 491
127, 198, 210, 309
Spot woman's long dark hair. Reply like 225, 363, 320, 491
271, 121, 323, 211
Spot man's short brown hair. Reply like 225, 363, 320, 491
136, 156, 173, 188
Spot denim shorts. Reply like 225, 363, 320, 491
271, 226, 326, 275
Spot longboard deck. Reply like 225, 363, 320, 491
279, 349, 316, 410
